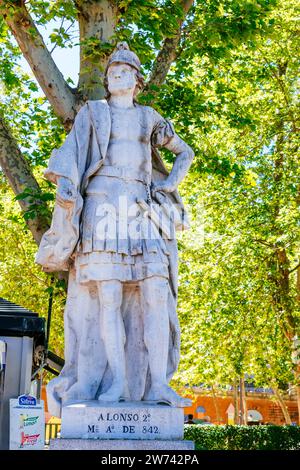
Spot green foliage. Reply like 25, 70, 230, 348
0, 182, 65, 357
28, 0, 77, 27
0, 28, 65, 169
184, 425, 300, 450
170, 0, 300, 397
1, 0, 300, 401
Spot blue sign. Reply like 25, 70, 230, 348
18, 395, 37, 406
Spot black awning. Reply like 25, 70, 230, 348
0, 298, 45, 339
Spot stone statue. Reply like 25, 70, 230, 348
36, 42, 194, 417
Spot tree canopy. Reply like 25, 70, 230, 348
0, 0, 299, 422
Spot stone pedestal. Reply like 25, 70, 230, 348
50, 439, 195, 450
61, 401, 184, 440
50, 400, 194, 450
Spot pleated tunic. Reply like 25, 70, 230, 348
74, 105, 174, 284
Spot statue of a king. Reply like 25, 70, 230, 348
36, 42, 194, 417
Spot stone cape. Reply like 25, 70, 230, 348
35, 100, 189, 417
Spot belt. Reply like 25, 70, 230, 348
93, 165, 151, 185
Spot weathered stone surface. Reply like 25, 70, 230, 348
50, 438, 195, 450
36, 42, 194, 419
61, 401, 184, 440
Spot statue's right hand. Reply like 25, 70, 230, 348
56, 177, 77, 207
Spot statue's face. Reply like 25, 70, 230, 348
107, 62, 137, 96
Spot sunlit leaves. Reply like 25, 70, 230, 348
0, 182, 65, 356
1, 0, 300, 396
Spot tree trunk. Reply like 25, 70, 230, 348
272, 382, 292, 425
296, 369, 300, 425
0, 117, 50, 244
0, 0, 77, 125
241, 377, 248, 425
296, 266, 300, 303
270, 96, 298, 412
77, 0, 119, 100
233, 379, 239, 425
238, 377, 244, 425
146, 0, 194, 92
295, 269, 300, 424
211, 384, 222, 424
271, 64, 295, 342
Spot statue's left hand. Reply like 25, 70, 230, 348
151, 180, 176, 197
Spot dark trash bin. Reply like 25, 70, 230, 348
0, 298, 45, 449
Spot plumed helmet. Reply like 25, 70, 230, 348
106, 42, 141, 73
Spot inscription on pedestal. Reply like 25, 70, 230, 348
61, 401, 184, 440
88, 411, 159, 437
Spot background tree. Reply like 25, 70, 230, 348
172, 0, 300, 422
1, 0, 299, 422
